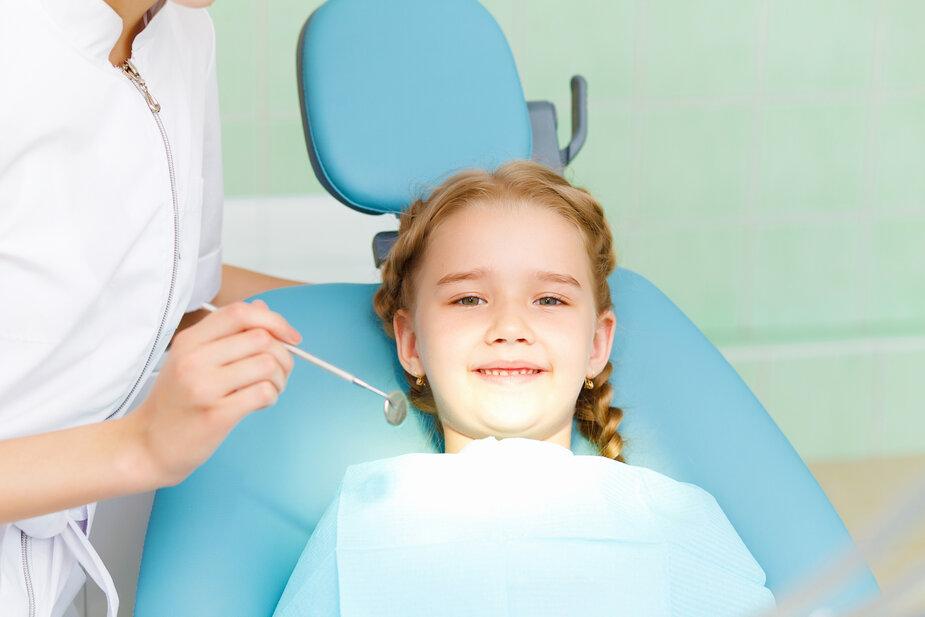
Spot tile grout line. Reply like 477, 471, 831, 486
619, 204, 925, 233
545, 87, 925, 114
860, 2, 887, 324
721, 334, 925, 363
256, 0, 270, 194
627, 0, 646, 231
863, 0, 888, 452
741, 0, 771, 343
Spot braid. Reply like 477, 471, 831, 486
574, 362, 625, 462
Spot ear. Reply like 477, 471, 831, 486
393, 308, 425, 377
588, 309, 616, 377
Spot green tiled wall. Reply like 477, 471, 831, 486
732, 345, 925, 460
209, 0, 924, 460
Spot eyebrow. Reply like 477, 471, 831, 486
536, 271, 582, 289
436, 268, 489, 286
435, 268, 582, 289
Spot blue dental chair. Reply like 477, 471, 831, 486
134, 1, 879, 614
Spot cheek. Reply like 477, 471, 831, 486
415, 312, 475, 373
546, 319, 596, 372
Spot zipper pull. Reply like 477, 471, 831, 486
121, 60, 161, 113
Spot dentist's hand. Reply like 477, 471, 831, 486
127, 300, 300, 487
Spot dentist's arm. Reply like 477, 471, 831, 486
0, 301, 299, 524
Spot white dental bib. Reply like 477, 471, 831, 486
274, 437, 775, 617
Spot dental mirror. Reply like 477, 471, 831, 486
385, 390, 409, 426
201, 302, 408, 426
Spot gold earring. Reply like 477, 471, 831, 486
416, 375, 426, 387
584, 378, 594, 390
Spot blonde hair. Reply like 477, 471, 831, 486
373, 160, 625, 461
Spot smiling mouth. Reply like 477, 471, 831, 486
473, 368, 546, 384
474, 368, 544, 377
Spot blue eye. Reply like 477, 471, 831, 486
536, 296, 564, 306
456, 296, 485, 306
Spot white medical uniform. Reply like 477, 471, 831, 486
0, 0, 223, 615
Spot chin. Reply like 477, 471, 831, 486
478, 406, 546, 436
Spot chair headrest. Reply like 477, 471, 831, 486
297, 0, 532, 214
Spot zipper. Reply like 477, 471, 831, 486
16, 59, 178, 617
106, 59, 181, 420
20, 531, 35, 617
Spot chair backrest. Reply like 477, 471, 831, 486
135, 273, 879, 615
296, 0, 531, 216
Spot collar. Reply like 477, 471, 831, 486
39, 0, 167, 65
135, 0, 168, 51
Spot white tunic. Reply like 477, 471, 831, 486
0, 0, 223, 615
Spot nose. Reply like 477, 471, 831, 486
484, 301, 534, 345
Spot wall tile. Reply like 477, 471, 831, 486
755, 104, 868, 216
632, 106, 754, 224
636, 0, 763, 100
514, 0, 635, 127
267, 0, 322, 120
879, 0, 925, 92
212, 1, 261, 120
620, 226, 746, 344
764, 0, 878, 96
752, 354, 878, 460
878, 350, 925, 456
868, 216, 925, 327
747, 221, 866, 336
872, 100, 925, 210
267, 118, 324, 195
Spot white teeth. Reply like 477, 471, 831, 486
478, 369, 539, 376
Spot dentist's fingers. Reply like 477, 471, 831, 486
216, 352, 288, 399
201, 327, 295, 375
129, 299, 300, 487
219, 380, 282, 420
177, 300, 301, 348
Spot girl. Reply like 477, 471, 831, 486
272, 161, 776, 616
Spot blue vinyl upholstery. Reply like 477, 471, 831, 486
297, 0, 531, 214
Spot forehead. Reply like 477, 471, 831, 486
419, 201, 592, 283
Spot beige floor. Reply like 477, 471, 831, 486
808, 455, 925, 614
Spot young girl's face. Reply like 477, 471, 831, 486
393, 201, 615, 452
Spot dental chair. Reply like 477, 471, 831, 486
133, 0, 880, 614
